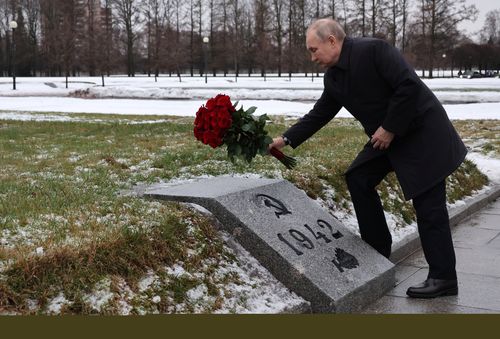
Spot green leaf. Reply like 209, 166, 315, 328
242, 124, 251, 132
259, 114, 269, 123
246, 107, 257, 115
239, 144, 248, 156
234, 144, 242, 156
227, 143, 242, 157
264, 136, 273, 145
232, 110, 241, 121
259, 145, 268, 155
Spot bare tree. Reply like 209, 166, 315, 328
219, 0, 228, 75
100, 0, 113, 76
196, 0, 203, 76
480, 9, 500, 44
187, 0, 196, 76
112, 0, 141, 76
7, 3, 32, 76
253, 0, 271, 76
79, 0, 101, 76
143, 0, 166, 77
241, 6, 255, 75
39, 0, 74, 76
22, 0, 40, 75
383, 0, 411, 48
272, 0, 284, 76
370, 0, 380, 37
361, 0, 367, 37
400, 0, 409, 52
171, 0, 184, 77
0, 1, 6, 76
297, 0, 308, 73
353, 0, 367, 37
0, 0, 491, 77
423, 0, 478, 78
341, 0, 348, 34
286, 0, 309, 76
287, 0, 293, 76
229, 0, 242, 77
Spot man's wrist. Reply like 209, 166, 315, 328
282, 135, 291, 146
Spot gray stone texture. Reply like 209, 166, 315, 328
144, 176, 396, 313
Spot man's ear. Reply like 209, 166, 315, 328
328, 35, 336, 46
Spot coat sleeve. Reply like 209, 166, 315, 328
374, 40, 422, 137
283, 79, 342, 149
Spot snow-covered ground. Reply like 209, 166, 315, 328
1, 75, 499, 314
1, 75, 498, 241
0, 75, 499, 119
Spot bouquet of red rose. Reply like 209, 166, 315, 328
194, 94, 296, 169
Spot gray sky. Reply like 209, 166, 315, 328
457, 0, 500, 38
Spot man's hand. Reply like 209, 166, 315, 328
371, 126, 395, 150
268, 136, 286, 152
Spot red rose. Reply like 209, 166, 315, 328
194, 127, 204, 141
203, 112, 212, 128
196, 105, 207, 116
206, 98, 217, 110
195, 106, 210, 130
209, 111, 218, 128
202, 131, 210, 145
218, 114, 232, 129
208, 137, 222, 148
216, 94, 233, 109
193, 94, 296, 169
202, 130, 222, 148
215, 106, 227, 118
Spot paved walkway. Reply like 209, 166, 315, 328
364, 197, 500, 313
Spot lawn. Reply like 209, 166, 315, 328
0, 114, 493, 314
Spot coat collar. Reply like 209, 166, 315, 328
333, 37, 352, 71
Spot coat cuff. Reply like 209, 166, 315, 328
282, 132, 296, 149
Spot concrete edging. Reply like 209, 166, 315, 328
390, 185, 500, 264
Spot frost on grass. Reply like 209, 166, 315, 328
109, 225, 307, 315
0, 118, 494, 315
212, 231, 307, 314
0, 197, 306, 315
47, 293, 69, 314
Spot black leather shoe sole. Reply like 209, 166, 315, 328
406, 287, 458, 299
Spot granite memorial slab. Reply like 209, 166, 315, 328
144, 176, 396, 313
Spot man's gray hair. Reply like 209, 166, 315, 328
308, 18, 346, 42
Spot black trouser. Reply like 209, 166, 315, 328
345, 155, 457, 280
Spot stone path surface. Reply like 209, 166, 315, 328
364, 197, 500, 313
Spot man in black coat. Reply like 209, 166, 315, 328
270, 18, 467, 298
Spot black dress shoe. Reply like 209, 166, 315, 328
406, 278, 458, 298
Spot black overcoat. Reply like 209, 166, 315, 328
283, 37, 467, 200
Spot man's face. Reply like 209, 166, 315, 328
306, 30, 339, 69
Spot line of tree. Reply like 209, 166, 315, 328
0, 0, 498, 78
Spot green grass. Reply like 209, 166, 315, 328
453, 119, 500, 157
0, 115, 493, 314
